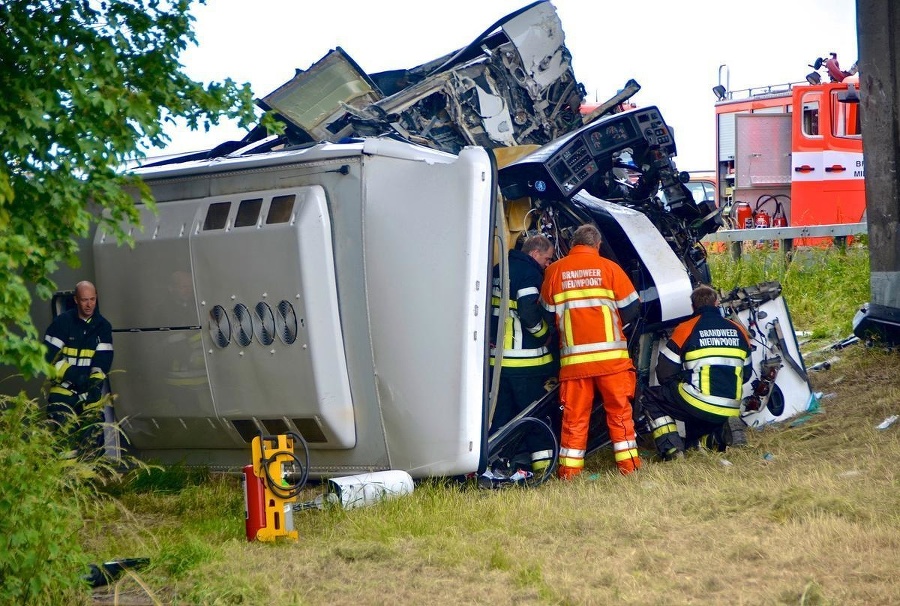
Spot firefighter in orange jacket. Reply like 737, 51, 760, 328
641, 285, 752, 459
541, 225, 641, 478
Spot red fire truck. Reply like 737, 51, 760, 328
713, 58, 864, 241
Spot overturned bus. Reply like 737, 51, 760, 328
56, 105, 811, 479
12, 1, 814, 479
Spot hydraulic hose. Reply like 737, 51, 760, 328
260, 432, 310, 500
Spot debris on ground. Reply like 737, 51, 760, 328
295, 470, 415, 510
875, 415, 898, 430
838, 469, 863, 478
809, 358, 839, 372
830, 335, 861, 350
84, 558, 150, 588
789, 409, 825, 427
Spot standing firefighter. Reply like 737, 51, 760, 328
641, 285, 752, 459
43, 281, 114, 431
541, 225, 641, 478
489, 234, 558, 474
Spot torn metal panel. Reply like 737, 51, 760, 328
256, 0, 586, 155
501, 0, 569, 90
475, 83, 516, 145
258, 47, 383, 143
582, 79, 642, 125
370, 1, 584, 153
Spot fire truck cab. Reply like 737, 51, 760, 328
714, 75, 864, 234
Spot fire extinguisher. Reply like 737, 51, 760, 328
771, 197, 788, 250
753, 194, 774, 229
772, 195, 788, 228
242, 464, 266, 541
733, 201, 753, 229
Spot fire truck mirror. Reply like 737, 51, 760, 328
837, 83, 860, 104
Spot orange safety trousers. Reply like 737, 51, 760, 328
558, 370, 641, 478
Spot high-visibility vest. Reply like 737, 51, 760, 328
490, 249, 555, 376
43, 308, 114, 393
541, 245, 639, 379
657, 306, 752, 417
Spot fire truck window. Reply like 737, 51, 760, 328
203, 202, 231, 231
801, 98, 820, 137
235, 198, 263, 227
831, 91, 861, 138
266, 194, 296, 224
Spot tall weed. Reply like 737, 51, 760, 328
0, 394, 128, 605
709, 247, 870, 337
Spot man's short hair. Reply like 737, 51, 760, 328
571, 224, 602, 248
521, 234, 553, 255
690, 285, 719, 310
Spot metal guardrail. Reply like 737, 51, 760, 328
702, 222, 868, 244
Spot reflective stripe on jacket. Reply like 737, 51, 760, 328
44, 308, 114, 391
541, 245, 639, 379
490, 249, 556, 376
656, 305, 752, 417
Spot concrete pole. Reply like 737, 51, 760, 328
854, 0, 900, 343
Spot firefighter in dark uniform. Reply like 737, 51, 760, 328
489, 234, 558, 474
43, 281, 114, 436
641, 285, 752, 459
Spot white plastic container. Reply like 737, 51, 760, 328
326, 470, 414, 509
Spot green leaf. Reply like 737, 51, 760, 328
0, 0, 256, 376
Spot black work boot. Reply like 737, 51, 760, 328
725, 416, 748, 448
662, 447, 685, 461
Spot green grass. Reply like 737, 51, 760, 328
72, 247, 900, 604
708, 245, 870, 341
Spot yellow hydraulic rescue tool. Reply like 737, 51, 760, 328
243, 433, 308, 542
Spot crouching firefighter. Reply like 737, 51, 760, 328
641, 285, 752, 459
43, 281, 114, 445
489, 235, 559, 475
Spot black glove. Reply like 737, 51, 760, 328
85, 384, 103, 404
72, 374, 90, 393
